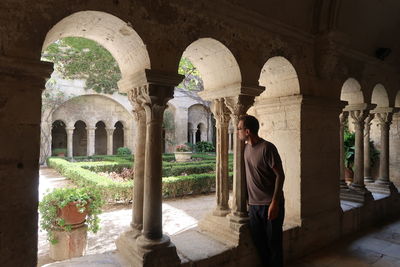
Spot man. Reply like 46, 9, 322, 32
238, 115, 285, 267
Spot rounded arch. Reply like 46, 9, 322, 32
113, 121, 124, 154
181, 38, 242, 91
371, 84, 389, 107
258, 56, 300, 98
42, 11, 150, 78
95, 121, 107, 155
340, 78, 364, 104
51, 120, 67, 155
73, 120, 87, 156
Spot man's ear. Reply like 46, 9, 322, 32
245, 129, 250, 135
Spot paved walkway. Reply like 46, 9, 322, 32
288, 218, 400, 267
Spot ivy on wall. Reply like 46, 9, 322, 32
42, 37, 121, 94
42, 37, 204, 94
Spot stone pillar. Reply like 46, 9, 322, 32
225, 95, 255, 224
368, 109, 398, 194
339, 112, 348, 190
364, 114, 374, 183
106, 128, 114, 155
346, 109, 373, 202
211, 98, 231, 216
86, 127, 96, 156
191, 129, 196, 144
116, 70, 183, 267
127, 89, 147, 236
66, 127, 74, 158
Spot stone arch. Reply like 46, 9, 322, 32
113, 121, 124, 154
73, 120, 87, 156
95, 121, 107, 155
340, 78, 364, 104
258, 56, 300, 98
51, 120, 67, 155
371, 84, 389, 107
181, 38, 242, 91
42, 11, 150, 80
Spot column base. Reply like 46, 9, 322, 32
340, 180, 349, 189
212, 206, 230, 217
364, 177, 374, 184
116, 230, 180, 267
366, 180, 399, 195
340, 184, 373, 203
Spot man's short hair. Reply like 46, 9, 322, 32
240, 115, 259, 134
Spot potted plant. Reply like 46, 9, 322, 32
39, 187, 104, 245
52, 148, 67, 157
174, 144, 192, 162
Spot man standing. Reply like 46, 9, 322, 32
238, 115, 285, 267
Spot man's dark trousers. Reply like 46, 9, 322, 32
249, 202, 284, 267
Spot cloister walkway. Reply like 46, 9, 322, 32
39, 167, 400, 267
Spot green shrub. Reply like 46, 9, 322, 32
195, 141, 215, 152
52, 148, 67, 156
117, 147, 132, 156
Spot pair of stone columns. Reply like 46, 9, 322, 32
340, 106, 397, 202
116, 70, 183, 266
367, 108, 398, 194
209, 95, 255, 223
339, 107, 373, 202
189, 128, 197, 144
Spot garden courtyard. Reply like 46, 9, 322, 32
38, 165, 219, 266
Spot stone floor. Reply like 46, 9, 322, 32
288, 218, 400, 267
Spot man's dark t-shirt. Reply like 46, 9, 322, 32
244, 139, 284, 205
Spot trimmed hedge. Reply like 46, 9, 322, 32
47, 155, 233, 204
47, 158, 133, 203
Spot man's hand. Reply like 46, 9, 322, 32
268, 200, 279, 220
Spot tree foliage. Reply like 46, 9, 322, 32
42, 37, 121, 94
177, 57, 204, 91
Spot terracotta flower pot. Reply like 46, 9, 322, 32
344, 167, 354, 184
57, 202, 88, 226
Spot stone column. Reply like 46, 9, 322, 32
86, 127, 96, 156
225, 95, 255, 223
116, 70, 183, 267
363, 114, 374, 183
211, 98, 231, 216
368, 109, 397, 194
127, 88, 147, 236
347, 109, 373, 202
339, 112, 348, 190
106, 128, 114, 155
66, 127, 74, 158
191, 129, 196, 145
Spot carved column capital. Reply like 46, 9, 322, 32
211, 98, 231, 128
375, 112, 393, 129
339, 111, 349, 125
349, 110, 369, 130
106, 128, 115, 135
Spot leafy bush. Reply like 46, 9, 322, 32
52, 148, 67, 156
195, 141, 215, 152
117, 147, 132, 156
